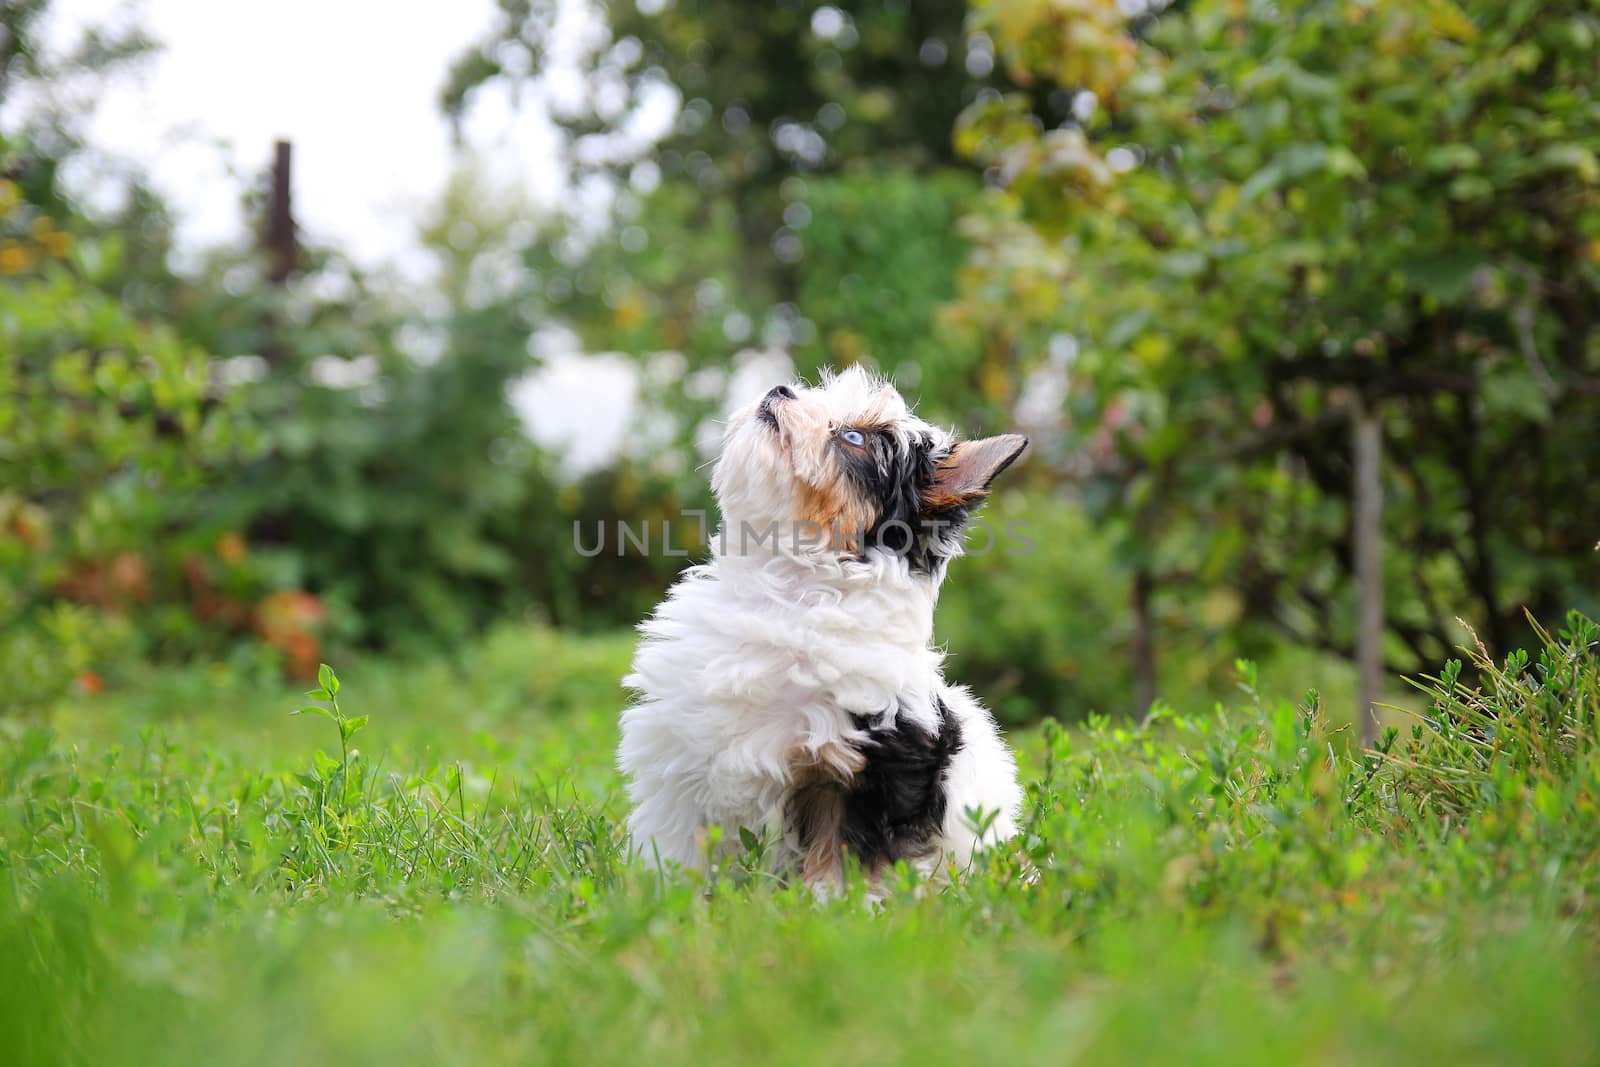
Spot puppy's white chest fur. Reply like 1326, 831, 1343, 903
621, 553, 927, 856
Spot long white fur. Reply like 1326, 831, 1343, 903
618, 366, 1023, 879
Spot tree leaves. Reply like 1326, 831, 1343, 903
953, 0, 1600, 668
1239, 144, 1367, 204
1396, 253, 1482, 303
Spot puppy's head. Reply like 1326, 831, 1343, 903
713, 365, 1027, 572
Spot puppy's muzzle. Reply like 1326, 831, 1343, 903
757, 384, 795, 428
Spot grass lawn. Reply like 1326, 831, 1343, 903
4, 618, 1599, 1066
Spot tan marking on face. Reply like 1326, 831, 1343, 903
795, 478, 875, 553
790, 416, 903, 550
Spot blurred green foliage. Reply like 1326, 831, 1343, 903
0, 235, 235, 706
938, 489, 1133, 723
791, 172, 996, 420
443, 0, 1012, 411
1, 2, 703, 676
443, 0, 984, 259
0, 6, 242, 704
6, 0, 1600, 728
955, 0, 1600, 673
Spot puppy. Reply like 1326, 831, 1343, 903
618, 366, 1027, 891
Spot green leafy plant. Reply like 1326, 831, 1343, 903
291, 663, 367, 805
1386, 610, 1600, 827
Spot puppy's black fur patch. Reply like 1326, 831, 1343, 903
838, 697, 964, 872
837, 430, 969, 575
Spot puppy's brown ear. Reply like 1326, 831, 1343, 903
924, 434, 1028, 510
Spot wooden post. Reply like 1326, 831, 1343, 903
1133, 566, 1157, 722
266, 140, 296, 286
262, 140, 295, 369
1353, 399, 1383, 748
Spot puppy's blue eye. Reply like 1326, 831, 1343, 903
841, 428, 866, 446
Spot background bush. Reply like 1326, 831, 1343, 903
5, 0, 1597, 726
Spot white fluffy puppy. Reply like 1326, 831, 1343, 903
618, 366, 1027, 890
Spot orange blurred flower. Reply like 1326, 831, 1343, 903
217, 531, 248, 564
0, 241, 32, 275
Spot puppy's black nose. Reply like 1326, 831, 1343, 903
765, 385, 796, 403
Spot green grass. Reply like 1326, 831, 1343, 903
4, 616, 1600, 1066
